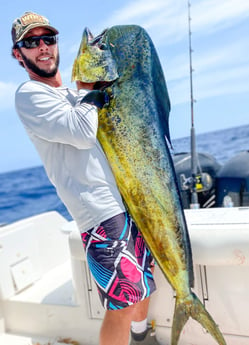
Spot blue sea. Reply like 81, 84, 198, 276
1, 124, 249, 225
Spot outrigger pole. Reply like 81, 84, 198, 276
187, 1, 199, 208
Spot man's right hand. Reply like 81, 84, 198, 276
80, 90, 110, 109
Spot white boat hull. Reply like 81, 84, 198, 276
1, 207, 249, 344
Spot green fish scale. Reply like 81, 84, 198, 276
74, 24, 193, 294
97, 26, 192, 295
72, 24, 227, 345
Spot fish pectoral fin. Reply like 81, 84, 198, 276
171, 293, 227, 345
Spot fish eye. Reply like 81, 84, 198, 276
98, 43, 107, 50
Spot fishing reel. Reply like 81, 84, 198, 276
180, 172, 213, 193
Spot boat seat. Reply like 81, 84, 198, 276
0, 212, 70, 300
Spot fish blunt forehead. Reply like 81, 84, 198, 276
73, 37, 118, 83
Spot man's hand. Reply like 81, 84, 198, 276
80, 90, 110, 109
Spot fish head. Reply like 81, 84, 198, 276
72, 27, 119, 83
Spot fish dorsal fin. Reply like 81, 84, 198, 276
81, 28, 108, 50
85, 27, 94, 41
80, 27, 93, 51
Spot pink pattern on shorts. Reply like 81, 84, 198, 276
120, 256, 141, 283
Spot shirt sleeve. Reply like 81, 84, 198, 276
15, 81, 98, 149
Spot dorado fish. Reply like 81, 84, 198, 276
72, 25, 226, 345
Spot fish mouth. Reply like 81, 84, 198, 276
93, 80, 116, 90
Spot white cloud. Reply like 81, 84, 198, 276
101, 0, 249, 45
88, 0, 249, 108
168, 58, 249, 106
101, 0, 186, 45
192, 0, 249, 34
195, 63, 249, 99
103, 0, 168, 25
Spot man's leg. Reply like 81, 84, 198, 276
131, 266, 154, 325
82, 213, 157, 344
131, 295, 151, 330
100, 303, 136, 345
129, 266, 160, 345
99, 296, 159, 345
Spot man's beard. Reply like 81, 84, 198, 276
19, 50, 60, 78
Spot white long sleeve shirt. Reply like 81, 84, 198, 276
15, 80, 125, 232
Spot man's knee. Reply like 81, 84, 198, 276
104, 303, 136, 321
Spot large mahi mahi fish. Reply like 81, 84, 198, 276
72, 25, 226, 345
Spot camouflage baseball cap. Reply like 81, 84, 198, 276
12, 11, 59, 46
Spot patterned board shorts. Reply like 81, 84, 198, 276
81, 212, 156, 310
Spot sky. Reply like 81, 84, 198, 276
0, 0, 249, 173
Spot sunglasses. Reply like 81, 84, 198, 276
15, 35, 57, 49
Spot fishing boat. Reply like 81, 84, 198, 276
1, 206, 249, 345
171, 3, 249, 212
172, 149, 249, 209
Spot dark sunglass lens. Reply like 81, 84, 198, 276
30, 38, 40, 48
16, 35, 57, 49
22, 37, 40, 48
43, 36, 57, 45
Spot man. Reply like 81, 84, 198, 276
11, 11, 160, 345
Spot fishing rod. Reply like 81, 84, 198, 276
180, 2, 213, 208
181, 1, 214, 209
187, 1, 199, 208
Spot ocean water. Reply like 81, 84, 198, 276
0, 124, 249, 225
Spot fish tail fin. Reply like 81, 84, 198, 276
171, 292, 226, 345
171, 297, 189, 345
